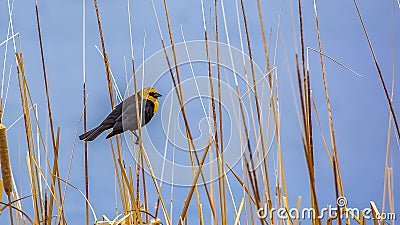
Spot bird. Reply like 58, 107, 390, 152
79, 87, 162, 143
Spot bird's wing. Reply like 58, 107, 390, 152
100, 103, 123, 127
101, 94, 138, 125
120, 96, 147, 131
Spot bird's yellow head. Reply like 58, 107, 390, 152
138, 87, 162, 114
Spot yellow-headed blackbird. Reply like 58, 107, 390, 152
79, 87, 162, 143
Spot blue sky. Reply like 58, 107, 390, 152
0, 0, 399, 224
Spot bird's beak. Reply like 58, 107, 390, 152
154, 93, 162, 98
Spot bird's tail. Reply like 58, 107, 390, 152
105, 130, 116, 139
79, 125, 106, 141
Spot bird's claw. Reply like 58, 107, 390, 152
132, 130, 140, 145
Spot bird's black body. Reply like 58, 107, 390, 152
79, 88, 161, 142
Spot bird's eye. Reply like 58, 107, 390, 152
149, 92, 156, 96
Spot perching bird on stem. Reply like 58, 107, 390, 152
79, 87, 162, 144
